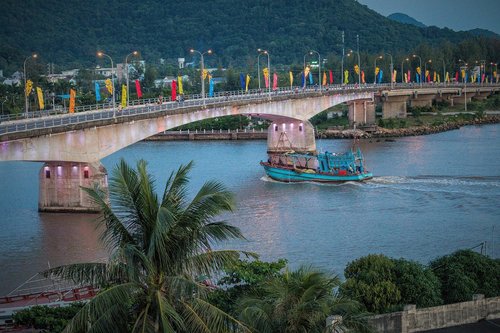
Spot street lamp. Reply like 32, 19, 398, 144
125, 51, 139, 106
97, 51, 116, 117
412, 54, 422, 87
491, 62, 498, 83
190, 48, 212, 104
373, 55, 382, 84
23, 53, 38, 117
341, 31, 345, 85
342, 50, 353, 85
424, 59, 432, 83
385, 53, 394, 89
356, 34, 361, 85
257, 49, 268, 90
460, 64, 468, 112
308, 50, 321, 91
401, 58, 409, 83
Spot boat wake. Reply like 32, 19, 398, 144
260, 176, 366, 187
369, 175, 500, 187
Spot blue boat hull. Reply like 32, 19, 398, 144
261, 163, 373, 183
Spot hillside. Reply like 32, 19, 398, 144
387, 13, 426, 28
0, 0, 494, 71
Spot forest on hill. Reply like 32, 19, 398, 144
2, 0, 498, 74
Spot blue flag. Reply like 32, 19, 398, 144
378, 70, 383, 84
95, 82, 101, 102
309, 72, 313, 84
302, 73, 305, 87
209, 78, 214, 97
240, 73, 245, 90
416, 73, 420, 83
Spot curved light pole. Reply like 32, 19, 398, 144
424, 59, 432, 83
356, 34, 361, 85
190, 49, 212, 105
401, 58, 409, 83
442, 59, 446, 86
412, 54, 422, 87
458, 59, 468, 111
23, 53, 38, 117
385, 53, 394, 88
373, 55, 382, 84
308, 50, 321, 91
257, 49, 268, 90
97, 51, 116, 117
125, 51, 139, 106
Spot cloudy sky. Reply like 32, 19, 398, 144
357, 0, 500, 34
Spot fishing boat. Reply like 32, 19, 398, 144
260, 148, 373, 183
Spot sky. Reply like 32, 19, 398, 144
357, 0, 500, 34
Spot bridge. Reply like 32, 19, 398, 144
1, 83, 499, 212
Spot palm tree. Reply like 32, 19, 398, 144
44, 159, 254, 333
237, 266, 371, 333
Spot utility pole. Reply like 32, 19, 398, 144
341, 31, 345, 85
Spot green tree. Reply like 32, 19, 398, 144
13, 304, 84, 333
44, 159, 254, 333
238, 266, 371, 333
429, 250, 500, 304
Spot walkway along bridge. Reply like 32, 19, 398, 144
1, 83, 499, 212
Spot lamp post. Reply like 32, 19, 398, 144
412, 54, 422, 87
460, 64, 468, 112
491, 62, 498, 83
341, 31, 345, 86
97, 51, 116, 117
257, 49, 268, 90
442, 59, 446, 86
125, 51, 138, 107
373, 55, 382, 84
342, 50, 353, 85
190, 49, 212, 104
1, 97, 8, 116
424, 59, 432, 83
385, 53, 394, 89
401, 58, 409, 83
480, 60, 486, 85
23, 53, 38, 117
356, 34, 361, 85
309, 50, 321, 91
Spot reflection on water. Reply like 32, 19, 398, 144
0, 125, 499, 294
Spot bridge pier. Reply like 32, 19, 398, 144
267, 119, 316, 155
382, 96, 408, 118
39, 161, 108, 213
347, 100, 376, 126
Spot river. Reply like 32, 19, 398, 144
0, 124, 499, 294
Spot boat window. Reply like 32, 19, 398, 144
45, 169, 51, 179
320, 161, 325, 171
84, 169, 89, 179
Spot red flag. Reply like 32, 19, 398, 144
171, 80, 177, 101
481, 73, 485, 83
329, 70, 333, 84
407, 70, 411, 83
455, 71, 459, 82
272, 73, 278, 90
69, 89, 76, 113
135, 80, 142, 98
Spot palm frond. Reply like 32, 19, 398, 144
185, 250, 257, 277
155, 289, 185, 332
161, 161, 194, 210
43, 262, 109, 287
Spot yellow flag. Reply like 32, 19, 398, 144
25, 80, 33, 97
404, 73, 408, 83
494, 71, 498, 83
105, 79, 113, 94
245, 74, 250, 92
393, 70, 397, 82
344, 70, 349, 84
36, 87, 44, 110
461, 69, 465, 79
289, 71, 293, 87
322, 72, 327, 86
177, 76, 183, 94
304, 66, 310, 77
202, 69, 208, 80
433, 71, 437, 82
121, 84, 126, 108
263, 67, 269, 80
375, 67, 380, 75
69, 89, 76, 113
445, 72, 450, 83
437, 74, 441, 83
416, 67, 421, 75
354, 64, 360, 75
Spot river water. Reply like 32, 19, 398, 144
1, 124, 499, 294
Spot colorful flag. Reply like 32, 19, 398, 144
404, 73, 408, 83
301, 73, 305, 87
461, 69, 465, 79
378, 69, 383, 83
171, 80, 177, 101
455, 71, 459, 82
361, 70, 365, 84
135, 80, 142, 98
329, 70, 333, 84
121, 84, 126, 108
416, 67, 421, 75
393, 70, 397, 83
273, 73, 278, 90
481, 73, 485, 83
322, 72, 327, 86
433, 71, 437, 82
263, 68, 269, 88
177, 76, 183, 95
36, 87, 44, 110
375, 67, 380, 76
69, 89, 76, 113
304, 66, 310, 78
240, 73, 245, 90
245, 74, 250, 92
437, 74, 440, 83
105, 79, 113, 94
344, 70, 349, 84
208, 77, 214, 97
202, 69, 208, 81
95, 82, 101, 102
416, 73, 420, 83
289, 71, 293, 87
354, 64, 360, 75
407, 70, 411, 83
445, 72, 450, 83
25, 79, 33, 97
308, 72, 313, 84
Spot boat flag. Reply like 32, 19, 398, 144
308, 71, 313, 85
105, 79, 113, 94
289, 71, 293, 87
245, 74, 250, 92
361, 70, 365, 84
121, 84, 126, 108
209, 77, 214, 97
344, 70, 349, 84
25, 79, 33, 96
95, 82, 101, 102
135, 80, 142, 98
273, 72, 278, 90
240, 73, 245, 90
69, 88, 76, 113
36, 87, 44, 110
263, 67, 269, 88
329, 70, 333, 84
322, 71, 327, 86
171, 80, 177, 101
177, 76, 183, 95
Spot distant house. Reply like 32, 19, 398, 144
44, 69, 79, 83
2, 71, 23, 86
154, 75, 190, 88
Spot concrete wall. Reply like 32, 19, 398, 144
367, 295, 500, 333
348, 100, 376, 125
267, 120, 316, 154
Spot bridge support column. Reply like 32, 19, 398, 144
38, 161, 108, 213
347, 100, 375, 126
382, 96, 408, 118
410, 95, 434, 108
267, 120, 316, 155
